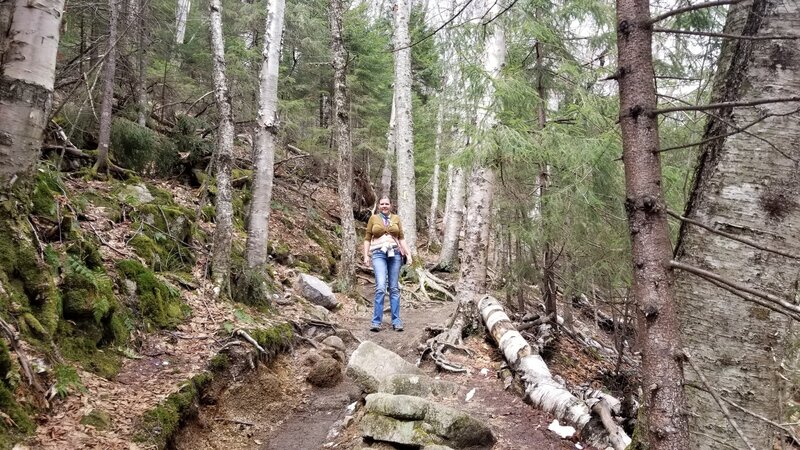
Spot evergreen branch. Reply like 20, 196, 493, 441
652, 96, 800, 115
666, 210, 800, 260
653, 27, 799, 40
482, 0, 519, 27
670, 260, 800, 316
649, 0, 742, 24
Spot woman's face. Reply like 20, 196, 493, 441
379, 199, 392, 214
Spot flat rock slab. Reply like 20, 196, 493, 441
361, 393, 495, 449
346, 341, 424, 393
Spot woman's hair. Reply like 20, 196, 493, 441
379, 197, 391, 205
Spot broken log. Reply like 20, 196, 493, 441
478, 295, 630, 450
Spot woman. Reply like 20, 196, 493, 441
363, 197, 413, 332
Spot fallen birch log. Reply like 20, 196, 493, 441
478, 295, 631, 450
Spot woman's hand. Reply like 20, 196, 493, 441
405, 254, 413, 265
363, 254, 370, 266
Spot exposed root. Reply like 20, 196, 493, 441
415, 268, 455, 301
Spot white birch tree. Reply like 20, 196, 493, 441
175, 0, 191, 44
209, 0, 235, 295
245, 0, 285, 269
0, 0, 66, 185
392, 0, 417, 253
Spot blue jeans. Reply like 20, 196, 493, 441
371, 249, 402, 328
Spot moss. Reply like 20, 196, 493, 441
75, 189, 124, 223
66, 237, 104, 270
80, 409, 112, 430
297, 253, 332, 277
135, 373, 212, 449
116, 260, 188, 329
30, 168, 64, 221
57, 320, 122, 379
208, 354, 230, 373
200, 205, 216, 222
129, 203, 197, 272
248, 322, 294, 358
146, 185, 174, 204
749, 306, 770, 321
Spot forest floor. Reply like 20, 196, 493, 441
21, 170, 626, 450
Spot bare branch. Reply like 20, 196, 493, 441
703, 275, 800, 322
653, 96, 800, 115
658, 108, 800, 152
666, 210, 800, 260
670, 261, 800, 317
649, 0, 742, 24
653, 27, 799, 40
683, 350, 756, 450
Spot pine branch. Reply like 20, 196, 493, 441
649, 0, 742, 24
652, 96, 800, 115
392, 0, 476, 53
666, 210, 800, 260
653, 27, 799, 40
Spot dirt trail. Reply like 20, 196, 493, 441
175, 279, 580, 450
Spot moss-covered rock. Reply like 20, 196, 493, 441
57, 320, 122, 379
0, 339, 34, 447
116, 259, 188, 329
129, 202, 198, 272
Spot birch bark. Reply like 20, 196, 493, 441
209, 0, 235, 295
426, 99, 444, 247
330, 0, 356, 288
0, 0, 65, 184
380, 94, 395, 199
453, 0, 504, 324
673, 1, 800, 448
175, 0, 191, 44
392, 0, 417, 253
245, 0, 285, 269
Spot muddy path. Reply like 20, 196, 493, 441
174, 281, 579, 450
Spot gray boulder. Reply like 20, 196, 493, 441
297, 274, 338, 310
361, 393, 494, 449
322, 335, 346, 353
346, 341, 423, 393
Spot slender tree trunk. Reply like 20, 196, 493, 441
0, 0, 66, 185
427, 99, 444, 247
380, 94, 395, 200
136, 0, 149, 126
615, 0, 688, 448
437, 165, 466, 270
209, 0, 235, 295
452, 0, 504, 329
94, 0, 120, 174
674, 1, 799, 448
330, 0, 356, 289
392, 0, 417, 253
175, 0, 191, 44
245, 0, 285, 269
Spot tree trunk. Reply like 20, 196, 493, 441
0, 0, 66, 185
479, 296, 631, 450
94, 0, 120, 174
452, 0, 504, 330
175, 0, 191, 44
209, 0, 235, 296
245, 0, 285, 269
673, 1, 800, 448
392, 0, 417, 253
135, 0, 149, 127
436, 165, 465, 270
330, 0, 356, 289
380, 93, 395, 200
426, 99, 444, 247
615, 0, 688, 448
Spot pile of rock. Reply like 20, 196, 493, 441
346, 341, 495, 449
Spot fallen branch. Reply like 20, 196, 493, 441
0, 318, 45, 394
478, 296, 630, 450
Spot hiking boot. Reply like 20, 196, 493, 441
370, 325, 380, 332
393, 325, 404, 332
